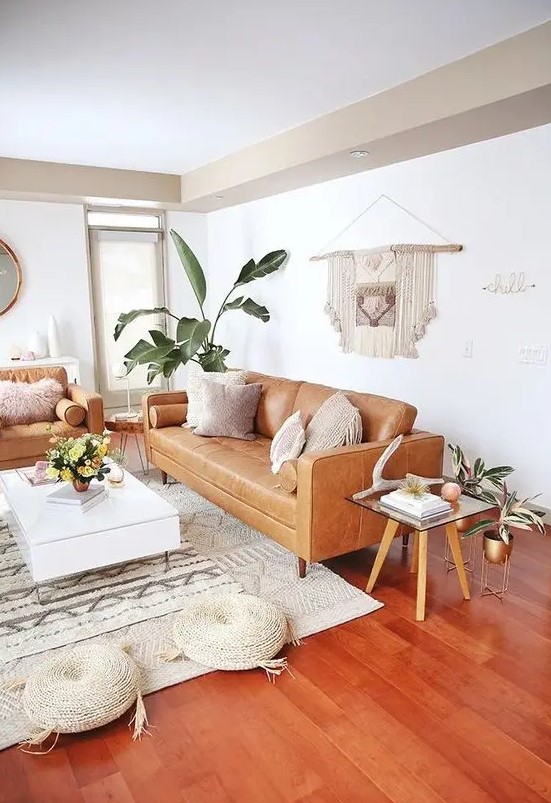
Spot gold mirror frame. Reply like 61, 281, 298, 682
0, 239, 22, 316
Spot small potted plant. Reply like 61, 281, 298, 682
448, 444, 513, 531
462, 485, 545, 564
46, 433, 111, 492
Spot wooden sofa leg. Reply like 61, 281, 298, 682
402, 533, 410, 548
298, 558, 306, 578
161, 470, 168, 485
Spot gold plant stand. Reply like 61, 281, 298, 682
444, 532, 477, 574
480, 553, 511, 600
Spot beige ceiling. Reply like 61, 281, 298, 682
0, 22, 550, 212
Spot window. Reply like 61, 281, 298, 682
88, 209, 166, 408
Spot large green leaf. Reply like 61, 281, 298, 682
114, 307, 173, 342
176, 317, 211, 347
123, 337, 176, 377
222, 296, 270, 322
235, 250, 287, 286
180, 319, 211, 360
197, 345, 229, 372
170, 230, 207, 309
462, 519, 495, 539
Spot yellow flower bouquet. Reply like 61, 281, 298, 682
46, 432, 111, 491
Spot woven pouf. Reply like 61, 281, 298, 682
164, 593, 298, 680
13, 644, 148, 749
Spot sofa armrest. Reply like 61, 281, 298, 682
295, 432, 444, 562
66, 384, 104, 435
142, 390, 189, 459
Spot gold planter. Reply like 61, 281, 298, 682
72, 479, 91, 493
481, 531, 513, 599
455, 514, 478, 534
483, 532, 514, 565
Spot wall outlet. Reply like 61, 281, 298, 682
462, 340, 473, 358
518, 345, 548, 365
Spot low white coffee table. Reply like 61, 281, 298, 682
0, 470, 180, 583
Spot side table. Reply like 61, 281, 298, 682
105, 415, 147, 473
347, 493, 496, 621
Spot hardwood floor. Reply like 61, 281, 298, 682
2, 435, 551, 802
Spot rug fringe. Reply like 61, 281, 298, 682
129, 689, 150, 740
159, 645, 183, 662
286, 619, 303, 647
19, 728, 59, 754
2, 677, 26, 693
259, 657, 289, 682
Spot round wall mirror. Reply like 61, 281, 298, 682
0, 239, 22, 316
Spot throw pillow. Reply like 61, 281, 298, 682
194, 382, 262, 440
55, 398, 86, 427
0, 378, 64, 426
186, 369, 246, 428
270, 410, 306, 474
304, 392, 362, 452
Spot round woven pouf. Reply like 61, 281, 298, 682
20, 644, 147, 748
166, 593, 294, 679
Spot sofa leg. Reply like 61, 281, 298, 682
298, 558, 307, 578
402, 533, 410, 548
161, 470, 168, 485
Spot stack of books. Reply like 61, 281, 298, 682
45, 484, 107, 514
380, 490, 452, 520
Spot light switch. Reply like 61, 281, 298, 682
518, 345, 548, 365
462, 340, 473, 358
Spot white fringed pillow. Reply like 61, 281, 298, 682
304, 392, 362, 452
186, 369, 246, 428
0, 378, 64, 426
270, 411, 305, 474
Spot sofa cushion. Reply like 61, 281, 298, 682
0, 421, 87, 462
194, 383, 262, 441
304, 392, 362, 452
245, 372, 301, 439
292, 381, 417, 442
55, 398, 86, 427
0, 377, 64, 426
149, 427, 296, 527
186, 369, 246, 427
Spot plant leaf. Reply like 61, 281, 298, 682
235, 250, 287, 286
198, 345, 228, 372
463, 519, 495, 538
170, 229, 207, 308
222, 296, 270, 322
114, 307, 173, 342
149, 329, 175, 349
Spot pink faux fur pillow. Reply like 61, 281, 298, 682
0, 378, 65, 426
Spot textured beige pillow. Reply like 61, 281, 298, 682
304, 392, 362, 452
186, 369, 246, 427
194, 383, 262, 440
270, 411, 305, 474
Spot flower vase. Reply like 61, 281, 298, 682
48, 315, 62, 358
72, 479, 91, 493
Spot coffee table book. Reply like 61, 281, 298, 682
46, 483, 107, 514
380, 490, 452, 519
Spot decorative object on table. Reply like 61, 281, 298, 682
105, 415, 147, 474
380, 479, 452, 519
162, 593, 299, 681
186, 368, 246, 427
303, 391, 362, 452
310, 195, 462, 359
0, 376, 64, 426
46, 482, 107, 514
106, 447, 127, 488
194, 382, 263, 440
352, 434, 444, 500
28, 330, 47, 359
114, 229, 287, 378
47, 315, 62, 358
6, 643, 148, 752
482, 272, 535, 294
448, 443, 513, 532
15, 465, 56, 487
441, 481, 461, 502
7, 343, 22, 360
270, 410, 306, 474
462, 484, 545, 600
0, 238, 22, 316
111, 361, 138, 420
46, 432, 111, 492
20, 350, 36, 361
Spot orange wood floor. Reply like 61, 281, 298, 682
2, 435, 551, 803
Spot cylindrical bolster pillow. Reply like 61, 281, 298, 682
149, 403, 188, 429
55, 398, 86, 427
278, 459, 298, 494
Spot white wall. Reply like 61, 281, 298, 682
0, 200, 95, 387
207, 125, 551, 505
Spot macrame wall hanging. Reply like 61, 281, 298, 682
311, 195, 463, 359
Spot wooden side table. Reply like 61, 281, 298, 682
347, 493, 496, 621
105, 415, 147, 473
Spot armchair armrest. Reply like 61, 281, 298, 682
295, 432, 444, 562
66, 384, 104, 435
142, 390, 188, 459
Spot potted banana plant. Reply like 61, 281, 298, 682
114, 230, 287, 379
448, 444, 513, 532
463, 485, 545, 564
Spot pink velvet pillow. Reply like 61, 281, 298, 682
0, 378, 65, 426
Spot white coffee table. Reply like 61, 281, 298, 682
0, 470, 180, 583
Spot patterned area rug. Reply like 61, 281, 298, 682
0, 476, 382, 750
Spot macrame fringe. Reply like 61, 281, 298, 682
344, 413, 363, 446
258, 658, 289, 683
286, 619, 303, 647
19, 728, 60, 755
129, 689, 149, 740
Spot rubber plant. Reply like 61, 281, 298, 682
114, 230, 287, 380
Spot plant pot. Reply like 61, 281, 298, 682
72, 479, 91, 493
455, 515, 479, 534
483, 531, 514, 565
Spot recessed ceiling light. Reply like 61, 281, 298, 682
349, 150, 369, 159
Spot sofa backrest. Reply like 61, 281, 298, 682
245, 370, 417, 442
0, 365, 68, 392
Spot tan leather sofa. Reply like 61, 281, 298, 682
0, 366, 104, 471
143, 371, 444, 575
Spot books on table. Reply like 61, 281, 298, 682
45, 483, 107, 514
380, 490, 452, 519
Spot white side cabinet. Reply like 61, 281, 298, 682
0, 356, 81, 384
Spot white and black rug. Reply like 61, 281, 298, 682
0, 476, 382, 750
